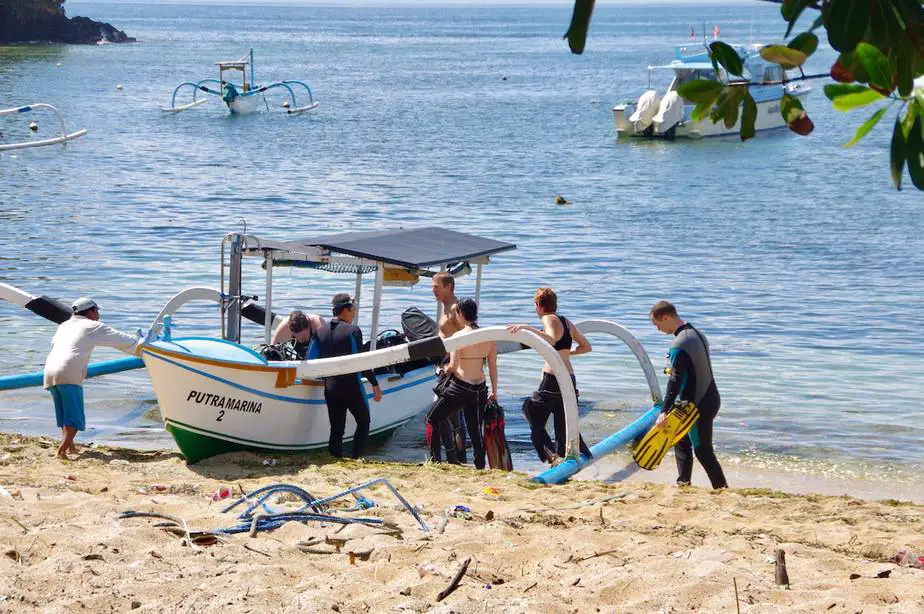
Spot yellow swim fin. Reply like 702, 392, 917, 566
632, 401, 700, 470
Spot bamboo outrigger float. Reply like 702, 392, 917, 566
0, 103, 87, 152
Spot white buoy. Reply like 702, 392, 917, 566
282, 100, 290, 108
29, 122, 38, 132
116, 84, 123, 91
56, 63, 62, 67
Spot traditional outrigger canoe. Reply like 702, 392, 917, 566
1, 227, 665, 482
163, 49, 319, 115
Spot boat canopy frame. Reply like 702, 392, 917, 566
219, 227, 517, 349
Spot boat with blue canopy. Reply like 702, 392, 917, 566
613, 42, 811, 139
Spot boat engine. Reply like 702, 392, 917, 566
627, 90, 661, 132
653, 91, 685, 135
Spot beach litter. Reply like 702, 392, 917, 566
893, 549, 924, 569
446, 505, 472, 520
211, 486, 232, 502
120, 478, 429, 553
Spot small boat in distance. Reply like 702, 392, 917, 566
613, 42, 811, 139
163, 49, 319, 115
0, 103, 87, 152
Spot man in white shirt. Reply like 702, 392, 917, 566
43, 297, 142, 459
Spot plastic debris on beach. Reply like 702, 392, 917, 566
119, 478, 429, 547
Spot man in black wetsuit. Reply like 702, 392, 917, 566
650, 300, 728, 489
307, 293, 383, 459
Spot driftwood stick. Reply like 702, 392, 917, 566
437, 557, 471, 602
775, 549, 790, 586
575, 548, 623, 563
733, 577, 741, 614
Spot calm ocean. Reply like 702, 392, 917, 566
1, 2, 921, 487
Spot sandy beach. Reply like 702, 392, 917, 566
1, 432, 922, 613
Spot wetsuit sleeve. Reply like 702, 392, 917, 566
306, 337, 319, 360
661, 348, 693, 413
351, 328, 379, 387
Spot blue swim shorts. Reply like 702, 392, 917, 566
49, 384, 86, 431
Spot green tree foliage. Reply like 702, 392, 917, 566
566, 0, 924, 191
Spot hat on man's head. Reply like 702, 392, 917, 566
72, 297, 99, 313
331, 293, 354, 309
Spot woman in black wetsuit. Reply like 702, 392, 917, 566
508, 287, 593, 464
425, 298, 498, 469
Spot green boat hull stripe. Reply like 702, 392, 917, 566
165, 415, 414, 450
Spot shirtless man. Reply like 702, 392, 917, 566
431, 272, 467, 463
426, 298, 498, 469
508, 287, 593, 463
271, 310, 326, 358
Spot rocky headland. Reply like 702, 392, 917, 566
0, 0, 134, 45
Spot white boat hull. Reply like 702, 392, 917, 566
227, 94, 263, 115
142, 341, 435, 462
614, 87, 811, 139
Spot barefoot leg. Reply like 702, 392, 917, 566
57, 426, 78, 459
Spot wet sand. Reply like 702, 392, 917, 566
1, 432, 923, 613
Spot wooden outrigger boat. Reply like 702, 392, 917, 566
0, 103, 87, 152
163, 49, 319, 115
1, 226, 665, 482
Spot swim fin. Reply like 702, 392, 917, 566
631, 401, 699, 470
483, 400, 513, 471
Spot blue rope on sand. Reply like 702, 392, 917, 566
216, 478, 430, 536
215, 512, 383, 535
221, 484, 324, 518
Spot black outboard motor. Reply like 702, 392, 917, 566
401, 306, 438, 341
402, 307, 443, 366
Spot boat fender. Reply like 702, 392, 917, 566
407, 336, 446, 362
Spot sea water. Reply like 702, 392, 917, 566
1, 2, 921, 493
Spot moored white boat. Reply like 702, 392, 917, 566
613, 42, 811, 139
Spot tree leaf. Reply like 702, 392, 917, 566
893, 46, 914, 97
788, 32, 818, 59
677, 79, 724, 105
759, 45, 807, 70
780, 93, 805, 123
843, 106, 888, 148
740, 92, 757, 141
722, 86, 746, 129
824, 83, 870, 101
564, 0, 596, 55
709, 41, 744, 77
854, 42, 893, 94
891, 115, 906, 190
782, 0, 819, 37
832, 89, 886, 111
908, 114, 924, 190
691, 100, 713, 122
826, 0, 872, 52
